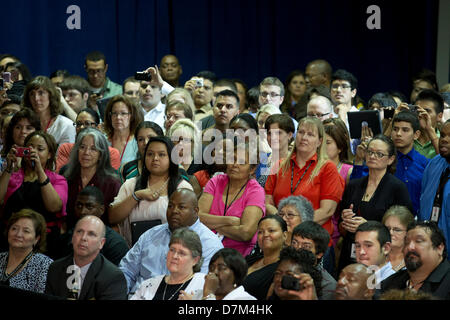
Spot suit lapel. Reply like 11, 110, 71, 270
78, 254, 102, 300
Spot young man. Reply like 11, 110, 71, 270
59, 75, 90, 114
354, 221, 394, 285
329, 69, 358, 128
84, 51, 122, 99
414, 89, 444, 159
185, 71, 216, 121
291, 221, 337, 300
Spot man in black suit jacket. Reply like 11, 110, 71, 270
45, 215, 127, 300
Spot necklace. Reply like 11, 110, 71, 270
147, 178, 169, 201
162, 275, 192, 300
406, 278, 425, 291
393, 260, 405, 271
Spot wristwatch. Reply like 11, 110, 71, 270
202, 293, 216, 300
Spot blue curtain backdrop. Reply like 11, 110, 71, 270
1, 0, 439, 103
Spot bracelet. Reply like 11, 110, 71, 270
38, 177, 50, 187
202, 293, 216, 300
132, 191, 142, 202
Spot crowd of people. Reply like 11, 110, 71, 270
0, 51, 449, 301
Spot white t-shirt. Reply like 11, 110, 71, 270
47, 115, 76, 145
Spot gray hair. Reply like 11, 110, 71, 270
278, 195, 314, 222
169, 227, 204, 272
64, 127, 117, 182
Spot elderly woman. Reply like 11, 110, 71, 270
0, 209, 53, 293
166, 88, 196, 116
109, 136, 193, 247
22, 76, 76, 145
179, 248, 256, 300
198, 141, 265, 257
63, 128, 121, 230
277, 195, 314, 246
256, 104, 282, 130
382, 205, 414, 272
1, 108, 40, 173
164, 101, 194, 132
338, 134, 413, 272
56, 108, 121, 172
0, 131, 67, 258
243, 215, 287, 300
103, 95, 144, 166
130, 227, 205, 300
120, 121, 164, 183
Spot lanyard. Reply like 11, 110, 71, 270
119, 134, 131, 163
223, 179, 249, 216
290, 160, 313, 194
44, 117, 53, 133
1, 251, 34, 284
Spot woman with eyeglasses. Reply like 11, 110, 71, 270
382, 205, 414, 272
56, 108, 121, 172
62, 128, 121, 232
337, 134, 413, 272
103, 95, 143, 166
22, 76, 76, 145
277, 196, 314, 246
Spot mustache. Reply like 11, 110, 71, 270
405, 251, 420, 259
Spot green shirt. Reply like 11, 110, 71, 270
102, 77, 123, 99
414, 129, 440, 159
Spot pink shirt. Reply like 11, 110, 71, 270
204, 174, 266, 257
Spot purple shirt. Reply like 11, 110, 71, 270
204, 174, 265, 256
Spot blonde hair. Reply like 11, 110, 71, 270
280, 116, 329, 183
255, 104, 282, 123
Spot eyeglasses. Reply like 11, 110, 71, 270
291, 239, 315, 251
331, 84, 352, 90
74, 121, 97, 128
110, 112, 130, 118
307, 112, 331, 118
278, 212, 300, 220
259, 92, 281, 98
386, 227, 406, 234
365, 149, 389, 159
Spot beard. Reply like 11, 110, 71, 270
405, 252, 423, 272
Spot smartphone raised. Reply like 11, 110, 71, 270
2, 72, 11, 83
135, 71, 152, 81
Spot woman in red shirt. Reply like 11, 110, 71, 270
265, 116, 344, 238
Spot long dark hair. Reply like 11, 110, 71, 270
134, 136, 181, 197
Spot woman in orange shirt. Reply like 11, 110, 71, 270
265, 116, 344, 238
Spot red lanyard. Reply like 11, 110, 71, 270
119, 134, 131, 163
44, 118, 53, 133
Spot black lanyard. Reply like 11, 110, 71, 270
1, 251, 34, 285
431, 167, 450, 223
223, 180, 249, 216
290, 160, 313, 194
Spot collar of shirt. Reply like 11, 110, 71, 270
290, 152, 317, 170
425, 260, 450, 284
195, 104, 212, 114
143, 101, 165, 116
397, 148, 416, 161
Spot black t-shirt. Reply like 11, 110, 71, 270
153, 277, 192, 300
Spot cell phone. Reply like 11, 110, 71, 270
195, 78, 204, 88
135, 71, 152, 81
2, 72, 11, 83
15, 147, 31, 157
408, 104, 418, 113
281, 275, 302, 291
383, 108, 395, 119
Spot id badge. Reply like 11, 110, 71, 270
431, 206, 440, 222
350, 243, 356, 259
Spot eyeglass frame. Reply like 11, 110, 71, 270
73, 121, 97, 128
365, 149, 390, 159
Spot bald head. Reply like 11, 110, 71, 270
307, 96, 334, 120
335, 263, 374, 300
305, 59, 332, 88
72, 215, 106, 266
166, 188, 199, 231
76, 215, 106, 238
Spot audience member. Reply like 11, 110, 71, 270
199, 141, 265, 257
164, 101, 194, 132
256, 104, 281, 130
0, 209, 53, 293
130, 227, 205, 300
338, 135, 413, 271
246, 86, 260, 117
159, 54, 183, 88
335, 263, 375, 300
379, 221, 450, 299
304, 59, 332, 89
45, 215, 127, 300
59, 75, 90, 114
84, 50, 122, 99
185, 71, 216, 121
232, 79, 248, 114
307, 96, 334, 121
120, 121, 164, 183
410, 69, 438, 104
280, 70, 307, 118
243, 215, 287, 300
119, 188, 223, 294
0, 131, 67, 258
330, 69, 359, 129
63, 128, 121, 230
22, 76, 76, 145
56, 108, 120, 172
122, 76, 140, 100
103, 95, 143, 166
418, 119, 449, 259
110, 136, 193, 247
382, 205, 414, 272
49, 70, 70, 86
291, 221, 336, 299
278, 195, 314, 246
